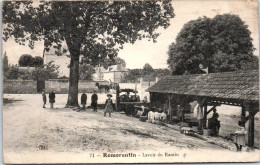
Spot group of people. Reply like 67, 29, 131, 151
42, 90, 113, 117
208, 108, 247, 151
42, 90, 56, 108
42, 90, 249, 151
80, 91, 114, 117
80, 91, 98, 112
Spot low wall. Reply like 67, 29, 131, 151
45, 79, 68, 93
45, 79, 98, 93
3, 80, 37, 94
78, 81, 98, 93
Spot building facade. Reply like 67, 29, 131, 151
93, 63, 128, 83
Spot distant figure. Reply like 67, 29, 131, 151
208, 113, 220, 136
143, 95, 148, 103
232, 121, 247, 152
212, 108, 219, 118
104, 94, 113, 117
42, 90, 46, 108
177, 105, 185, 122
49, 90, 56, 109
81, 92, 87, 110
91, 91, 98, 112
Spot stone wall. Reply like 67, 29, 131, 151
45, 79, 69, 93
45, 79, 98, 93
3, 80, 37, 94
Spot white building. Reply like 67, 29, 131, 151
93, 63, 129, 83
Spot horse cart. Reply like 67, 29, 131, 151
116, 88, 147, 115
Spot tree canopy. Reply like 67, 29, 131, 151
3, 1, 174, 106
167, 14, 258, 75
142, 63, 154, 76
18, 54, 35, 67
34, 56, 44, 67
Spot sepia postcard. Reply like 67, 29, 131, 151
2, 0, 260, 164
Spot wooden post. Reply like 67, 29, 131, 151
197, 97, 207, 130
203, 104, 208, 128
198, 104, 203, 130
241, 106, 246, 121
245, 103, 258, 149
248, 110, 255, 148
115, 84, 120, 111
167, 94, 173, 123
248, 112, 255, 147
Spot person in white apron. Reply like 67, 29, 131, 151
232, 120, 247, 151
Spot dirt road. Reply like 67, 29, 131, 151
3, 94, 259, 163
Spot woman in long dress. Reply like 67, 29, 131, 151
233, 120, 247, 151
104, 94, 113, 117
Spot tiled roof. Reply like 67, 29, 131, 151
146, 70, 259, 101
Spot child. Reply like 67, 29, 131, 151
104, 94, 113, 117
81, 92, 87, 110
232, 120, 247, 152
42, 90, 46, 108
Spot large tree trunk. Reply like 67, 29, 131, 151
66, 55, 80, 107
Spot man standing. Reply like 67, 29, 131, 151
91, 91, 98, 112
49, 90, 56, 109
81, 92, 87, 110
42, 90, 46, 108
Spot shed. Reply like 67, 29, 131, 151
146, 70, 259, 148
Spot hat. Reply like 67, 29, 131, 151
107, 94, 112, 97
213, 113, 219, 118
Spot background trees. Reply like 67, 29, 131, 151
2, 52, 9, 73
18, 54, 35, 67
4, 61, 60, 80
18, 54, 43, 67
79, 64, 95, 81
167, 14, 259, 75
102, 57, 126, 70
34, 56, 44, 67
31, 61, 60, 80
3, 1, 174, 107
122, 63, 170, 82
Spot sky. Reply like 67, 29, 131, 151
2, 0, 259, 69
